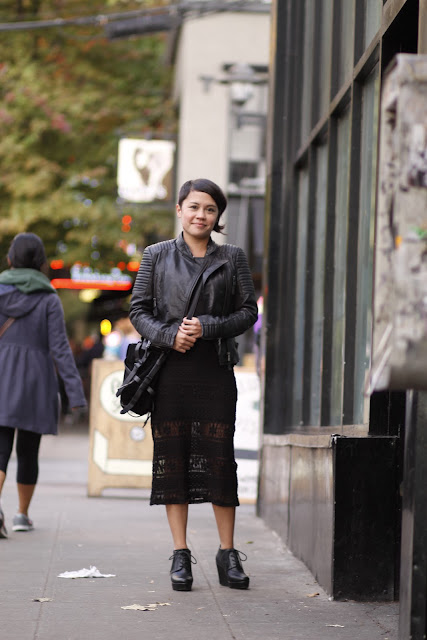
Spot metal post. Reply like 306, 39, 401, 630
399, 391, 427, 639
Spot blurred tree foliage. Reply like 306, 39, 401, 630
0, 0, 176, 272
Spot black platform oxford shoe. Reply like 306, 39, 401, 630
216, 547, 249, 589
169, 548, 196, 591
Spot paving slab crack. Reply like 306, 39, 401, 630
33, 510, 64, 640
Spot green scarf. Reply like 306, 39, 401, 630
0, 268, 56, 294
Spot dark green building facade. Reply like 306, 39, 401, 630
259, 0, 426, 600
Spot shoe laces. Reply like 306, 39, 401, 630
226, 548, 248, 569
169, 549, 197, 571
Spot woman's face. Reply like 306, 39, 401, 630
176, 190, 219, 241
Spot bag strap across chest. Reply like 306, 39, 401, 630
0, 317, 15, 339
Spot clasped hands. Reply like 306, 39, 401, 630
172, 316, 202, 353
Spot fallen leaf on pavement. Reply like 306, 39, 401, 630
306, 593, 320, 598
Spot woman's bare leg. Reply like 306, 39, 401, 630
17, 483, 36, 516
166, 503, 189, 549
0, 470, 6, 497
212, 504, 235, 549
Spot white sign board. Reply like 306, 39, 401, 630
234, 369, 261, 503
117, 138, 175, 203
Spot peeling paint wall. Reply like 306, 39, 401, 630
370, 55, 427, 392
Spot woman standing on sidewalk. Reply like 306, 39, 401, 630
0, 233, 86, 539
130, 179, 258, 591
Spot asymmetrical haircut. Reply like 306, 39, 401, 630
178, 179, 227, 233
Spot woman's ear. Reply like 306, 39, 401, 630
176, 203, 182, 218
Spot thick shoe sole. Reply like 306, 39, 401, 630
12, 525, 33, 532
217, 563, 250, 589
171, 580, 193, 591
226, 580, 250, 589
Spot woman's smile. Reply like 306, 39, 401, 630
176, 190, 219, 242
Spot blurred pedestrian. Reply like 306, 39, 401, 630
253, 295, 263, 376
130, 179, 258, 591
0, 233, 86, 538
75, 333, 104, 403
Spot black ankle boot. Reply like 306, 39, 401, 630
169, 548, 195, 591
216, 547, 249, 589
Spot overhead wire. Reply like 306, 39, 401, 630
0, 1, 267, 32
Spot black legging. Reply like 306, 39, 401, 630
0, 427, 42, 485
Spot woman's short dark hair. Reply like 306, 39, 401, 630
8, 232, 47, 271
178, 179, 227, 233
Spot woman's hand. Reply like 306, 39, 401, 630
172, 327, 197, 353
180, 317, 202, 339
172, 317, 202, 353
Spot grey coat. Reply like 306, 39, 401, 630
0, 284, 86, 434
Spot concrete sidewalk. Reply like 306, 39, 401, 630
0, 427, 398, 640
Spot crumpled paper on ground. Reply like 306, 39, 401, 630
57, 566, 116, 579
121, 603, 171, 611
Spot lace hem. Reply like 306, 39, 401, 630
150, 419, 239, 506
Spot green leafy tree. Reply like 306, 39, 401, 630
0, 0, 176, 272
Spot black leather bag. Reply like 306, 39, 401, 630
116, 260, 208, 418
116, 339, 168, 417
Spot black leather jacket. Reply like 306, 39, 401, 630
129, 233, 258, 367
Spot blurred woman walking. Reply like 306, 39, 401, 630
0, 233, 86, 538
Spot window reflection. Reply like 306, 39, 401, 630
310, 145, 328, 426
353, 69, 379, 424
293, 168, 309, 426
330, 110, 351, 426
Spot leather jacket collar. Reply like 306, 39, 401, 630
176, 232, 219, 259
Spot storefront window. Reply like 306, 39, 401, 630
353, 69, 379, 424
293, 168, 309, 425
338, 0, 355, 87
310, 144, 328, 426
364, 0, 382, 49
330, 109, 351, 426
319, 0, 334, 118
301, 0, 315, 141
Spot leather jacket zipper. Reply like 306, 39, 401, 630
183, 261, 210, 318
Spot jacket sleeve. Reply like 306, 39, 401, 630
129, 247, 178, 348
47, 295, 87, 408
197, 247, 258, 339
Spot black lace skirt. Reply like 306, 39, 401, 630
150, 339, 239, 506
